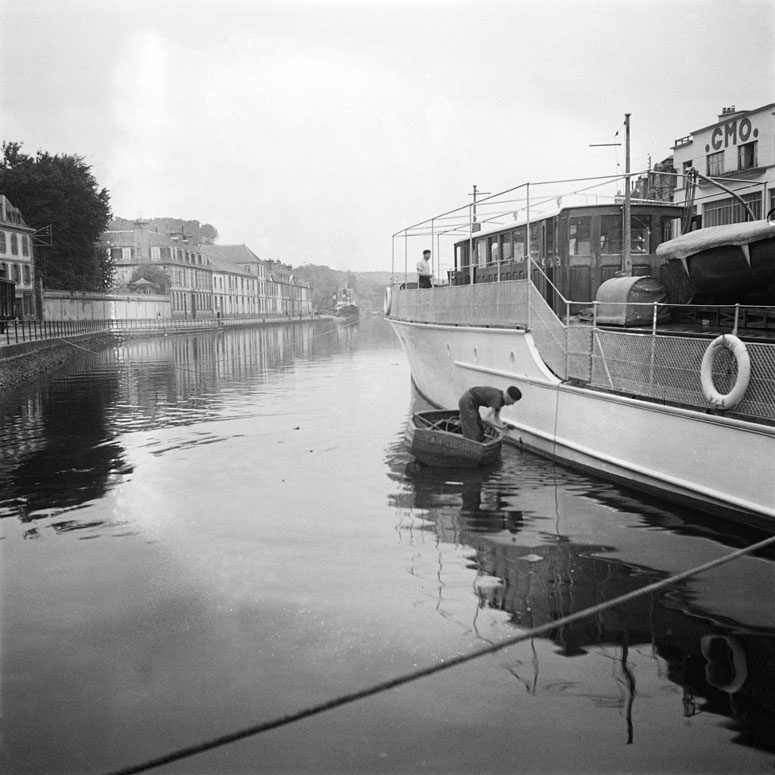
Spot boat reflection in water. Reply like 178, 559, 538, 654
387, 440, 775, 754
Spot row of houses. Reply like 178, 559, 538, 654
103, 221, 312, 319
0, 203, 313, 320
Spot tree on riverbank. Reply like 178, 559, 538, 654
127, 265, 172, 293
0, 141, 112, 291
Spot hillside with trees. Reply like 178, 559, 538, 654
109, 217, 218, 246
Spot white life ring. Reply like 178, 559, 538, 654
383, 286, 392, 316
700, 334, 751, 410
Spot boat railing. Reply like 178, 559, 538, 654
389, 275, 775, 423
390, 171, 656, 282
522, 267, 775, 422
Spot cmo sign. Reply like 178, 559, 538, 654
706, 117, 759, 152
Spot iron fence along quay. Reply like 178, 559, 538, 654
0, 315, 319, 348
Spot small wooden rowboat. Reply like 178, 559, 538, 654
405, 409, 504, 467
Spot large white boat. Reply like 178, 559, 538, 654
385, 172, 775, 527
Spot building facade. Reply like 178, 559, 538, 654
0, 195, 36, 318
262, 260, 313, 317
200, 244, 261, 317
100, 222, 312, 318
671, 103, 775, 228
103, 221, 213, 317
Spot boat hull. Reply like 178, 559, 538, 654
390, 317, 775, 526
406, 409, 503, 467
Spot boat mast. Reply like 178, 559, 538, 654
623, 113, 632, 275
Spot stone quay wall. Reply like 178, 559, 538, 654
0, 334, 115, 394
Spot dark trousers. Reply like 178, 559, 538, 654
458, 393, 484, 441
418, 276, 432, 288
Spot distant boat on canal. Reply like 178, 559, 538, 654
334, 280, 360, 322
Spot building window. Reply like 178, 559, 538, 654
151, 246, 161, 260
682, 160, 693, 174
706, 150, 724, 177
704, 192, 761, 227
0, 232, 5, 253
10, 234, 18, 255
0, 262, 6, 277
12, 263, 20, 281
23, 265, 30, 283
738, 141, 757, 171
22, 235, 29, 256
122, 247, 133, 261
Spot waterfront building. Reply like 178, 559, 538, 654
671, 103, 775, 227
102, 220, 214, 318
200, 245, 260, 317
265, 259, 290, 316
263, 259, 313, 316
101, 222, 313, 319
290, 272, 313, 317
0, 195, 36, 318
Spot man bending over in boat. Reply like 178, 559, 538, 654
458, 385, 522, 441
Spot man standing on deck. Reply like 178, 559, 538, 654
458, 385, 522, 441
417, 249, 433, 288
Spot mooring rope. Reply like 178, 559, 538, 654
54, 336, 104, 353
102, 530, 775, 775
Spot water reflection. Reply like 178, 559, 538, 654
0, 319, 360, 520
387, 440, 775, 754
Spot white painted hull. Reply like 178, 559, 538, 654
390, 318, 775, 525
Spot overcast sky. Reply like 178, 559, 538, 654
2, 0, 773, 272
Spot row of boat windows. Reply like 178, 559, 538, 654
456, 214, 675, 269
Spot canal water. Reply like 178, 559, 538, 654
1, 316, 774, 775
